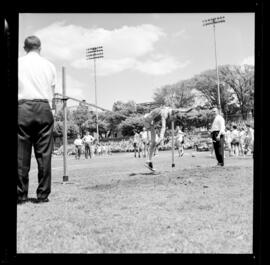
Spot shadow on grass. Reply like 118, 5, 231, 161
81, 170, 172, 192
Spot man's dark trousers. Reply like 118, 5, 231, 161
211, 131, 225, 166
18, 100, 54, 201
85, 144, 91, 159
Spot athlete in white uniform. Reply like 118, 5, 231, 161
143, 106, 193, 171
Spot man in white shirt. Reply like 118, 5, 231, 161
210, 107, 226, 166
18, 36, 56, 204
82, 131, 95, 159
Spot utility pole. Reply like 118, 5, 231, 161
202, 16, 226, 112
86, 46, 104, 142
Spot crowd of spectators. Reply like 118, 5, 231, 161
53, 120, 254, 157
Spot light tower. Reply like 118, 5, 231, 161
86, 46, 104, 141
202, 16, 226, 111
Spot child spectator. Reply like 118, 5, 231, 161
74, 134, 83, 159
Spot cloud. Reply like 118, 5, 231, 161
34, 21, 188, 76
172, 29, 189, 39
35, 22, 164, 61
135, 55, 190, 75
241, 55, 254, 65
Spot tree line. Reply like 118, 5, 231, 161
53, 64, 254, 139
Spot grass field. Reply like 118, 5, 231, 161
17, 150, 253, 253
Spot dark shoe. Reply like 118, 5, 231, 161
144, 162, 155, 171
34, 198, 49, 204
17, 198, 28, 205
217, 163, 224, 167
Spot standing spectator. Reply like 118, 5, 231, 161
224, 126, 232, 157
175, 126, 185, 157
239, 127, 246, 156
244, 123, 254, 155
133, 130, 141, 158
18, 36, 56, 204
74, 134, 83, 159
82, 131, 94, 159
210, 107, 225, 166
140, 127, 149, 158
231, 125, 240, 156
107, 142, 112, 155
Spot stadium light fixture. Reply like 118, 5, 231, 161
86, 46, 104, 142
202, 16, 226, 111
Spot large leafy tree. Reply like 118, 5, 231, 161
72, 101, 91, 133
219, 64, 254, 119
188, 67, 236, 116
102, 111, 127, 137
177, 109, 215, 130
54, 108, 73, 122
118, 116, 145, 136
112, 100, 137, 116
82, 111, 110, 138
53, 121, 79, 139
153, 80, 195, 108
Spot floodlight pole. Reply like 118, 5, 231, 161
203, 16, 226, 112
171, 92, 176, 168
93, 57, 99, 141
86, 46, 104, 143
62, 66, 68, 182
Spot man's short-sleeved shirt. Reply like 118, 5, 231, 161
211, 114, 225, 134
83, 135, 94, 144
133, 133, 141, 143
74, 139, 83, 146
18, 51, 57, 106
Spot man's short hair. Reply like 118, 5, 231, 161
24, 36, 41, 52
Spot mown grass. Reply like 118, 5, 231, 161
17, 151, 253, 253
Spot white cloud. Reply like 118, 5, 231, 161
241, 55, 254, 66
35, 22, 164, 61
172, 29, 189, 39
71, 57, 137, 76
34, 21, 188, 76
135, 55, 190, 75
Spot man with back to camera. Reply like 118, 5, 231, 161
210, 107, 226, 167
18, 36, 57, 204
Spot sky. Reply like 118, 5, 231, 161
19, 13, 255, 110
